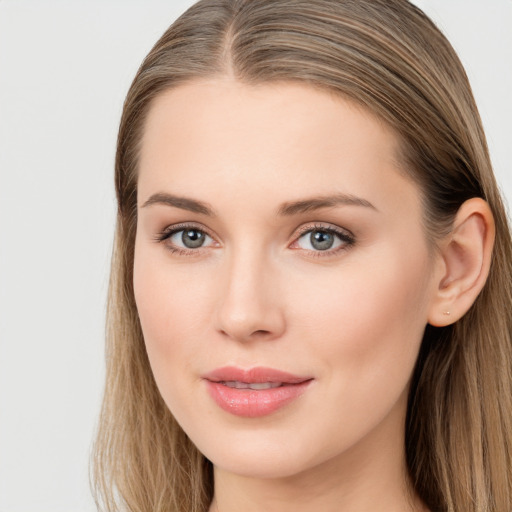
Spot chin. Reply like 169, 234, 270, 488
187, 419, 349, 481
207, 448, 313, 480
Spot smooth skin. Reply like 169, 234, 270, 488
133, 79, 494, 512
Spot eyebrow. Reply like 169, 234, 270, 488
277, 194, 377, 216
141, 191, 376, 217
141, 193, 215, 216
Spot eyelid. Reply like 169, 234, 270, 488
295, 221, 354, 238
156, 222, 215, 240
293, 222, 354, 238
289, 222, 356, 255
154, 222, 220, 254
154, 221, 355, 256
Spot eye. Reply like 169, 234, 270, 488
156, 224, 217, 254
292, 226, 354, 253
170, 228, 212, 249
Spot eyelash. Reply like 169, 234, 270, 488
154, 223, 216, 256
292, 223, 356, 257
155, 222, 356, 257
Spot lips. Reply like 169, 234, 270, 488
203, 366, 313, 417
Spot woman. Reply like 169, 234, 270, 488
91, 1, 512, 511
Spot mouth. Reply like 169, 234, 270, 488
220, 381, 284, 390
203, 366, 313, 418
204, 366, 311, 384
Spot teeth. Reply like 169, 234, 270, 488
249, 382, 282, 390
223, 381, 282, 390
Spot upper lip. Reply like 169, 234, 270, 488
203, 366, 312, 384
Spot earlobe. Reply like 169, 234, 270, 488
428, 198, 495, 327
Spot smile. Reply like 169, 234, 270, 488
203, 367, 313, 418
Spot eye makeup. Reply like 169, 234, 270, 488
154, 222, 218, 256
153, 220, 356, 258
290, 222, 356, 257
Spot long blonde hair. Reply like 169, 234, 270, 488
91, 1, 512, 511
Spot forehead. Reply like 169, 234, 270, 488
137, 78, 419, 215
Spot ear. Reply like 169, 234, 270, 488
428, 198, 495, 327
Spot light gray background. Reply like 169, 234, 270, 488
0, 1, 510, 511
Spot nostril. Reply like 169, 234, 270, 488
252, 329, 271, 338
249, 329, 271, 339
219, 328, 272, 341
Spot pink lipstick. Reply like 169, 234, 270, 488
203, 366, 312, 417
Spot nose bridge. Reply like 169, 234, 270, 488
215, 242, 285, 342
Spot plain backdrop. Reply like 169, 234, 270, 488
0, 1, 510, 511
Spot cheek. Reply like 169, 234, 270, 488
273, 245, 433, 459
287, 242, 432, 382
132, 244, 213, 393
133, 257, 214, 433
134, 237, 214, 336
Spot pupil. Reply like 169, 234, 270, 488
310, 231, 334, 250
182, 230, 205, 248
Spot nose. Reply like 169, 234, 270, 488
214, 248, 286, 343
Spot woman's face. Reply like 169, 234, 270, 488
134, 79, 442, 479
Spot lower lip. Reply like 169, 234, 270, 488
205, 380, 312, 418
